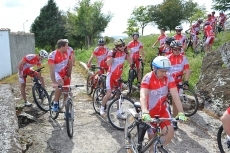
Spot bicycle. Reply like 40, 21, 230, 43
86, 64, 107, 95
124, 105, 177, 153
167, 84, 199, 117
217, 125, 230, 153
127, 57, 144, 94
216, 22, 224, 35
49, 84, 84, 137
107, 79, 135, 131
24, 67, 50, 112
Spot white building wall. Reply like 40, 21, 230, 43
0, 30, 12, 80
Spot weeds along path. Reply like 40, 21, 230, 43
14, 63, 220, 153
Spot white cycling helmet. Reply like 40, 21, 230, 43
151, 56, 171, 70
39, 50, 48, 58
63, 39, 69, 43
175, 26, 183, 31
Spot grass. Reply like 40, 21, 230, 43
75, 31, 230, 90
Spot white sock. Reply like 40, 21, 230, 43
54, 102, 58, 104
101, 106, 104, 110
227, 135, 230, 140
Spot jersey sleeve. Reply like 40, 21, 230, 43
168, 74, 177, 89
141, 72, 151, 89
183, 56, 190, 70
48, 51, 56, 64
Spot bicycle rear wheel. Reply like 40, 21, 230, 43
92, 87, 104, 114
86, 75, 94, 95
66, 99, 74, 138
107, 97, 135, 131
32, 84, 50, 112
217, 125, 230, 153
181, 88, 199, 117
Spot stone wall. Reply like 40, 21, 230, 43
196, 41, 230, 117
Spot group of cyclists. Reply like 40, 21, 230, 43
16, 11, 229, 152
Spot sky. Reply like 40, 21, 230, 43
0, 0, 214, 37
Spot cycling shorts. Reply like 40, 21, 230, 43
205, 36, 215, 45
106, 73, 121, 90
55, 72, 70, 86
191, 33, 198, 42
227, 107, 230, 114
18, 68, 39, 84
99, 61, 108, 74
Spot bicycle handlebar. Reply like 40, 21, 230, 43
91, 65, 107, 70
57, 84, 84, 89
23, 67, 45, 77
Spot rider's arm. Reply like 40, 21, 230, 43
106, 57, 114, 66
140, 87, 149, 113
126, 54, 133, 65
67, 59, 72, 77
48, 63, 57, 84
169, 87, 184, 112
184, 69, 190, 82
152, 40, 159, 47
87, 54, 96, 65
17, 59, 26, 77
139, 47, 145, 62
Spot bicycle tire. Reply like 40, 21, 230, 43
49, 90, 65, 120
128, 69, 135, 94
181, 88, 199, 117
86, 75, 94, 95
107, 97, 135, 131
32, 84, 50, 112
92, 87, 104, 114
217, 125, 229, 153
66, 99, 74, 138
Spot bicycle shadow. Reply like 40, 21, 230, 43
44, 116, 74, 153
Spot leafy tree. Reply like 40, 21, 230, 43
123, 18, 139, 36
130, 6, 152, 36
212, 0, 230, 12
31, 0, 66, 51
186, 5, 207, 26
67, 0, 112, 48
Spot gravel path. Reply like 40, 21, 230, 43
18, 71, 222, 153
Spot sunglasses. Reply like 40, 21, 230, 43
117, 44, 125, 48
99, 44, 105, 46
172, 48, 181, 51
176, 30, 182, 32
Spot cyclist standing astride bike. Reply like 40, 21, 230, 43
17, 50, 48, 106
48, 39, 73, 112
162, 37, 175, 56
152, 28, 168, 54
87, 38, 109, 74
218, 11, 227, 31
140, 56, 187, 152
220, 108, 230, 147
167, 40, 190, 129
127, 32, 145, 87
186, 19, 203, 52
174, 26, 187, 51
203, 22, 215, 53
100, 38, 132, 117
211, 11, 218, 37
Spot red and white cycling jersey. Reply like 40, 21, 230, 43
219, 14, 227, 23
173, 34, 187, 46
127, 40, 143, 59
20, 54, 41, 71
191, 22, 201, 34
204, 25, 215, 37
158, 34, 167, 46
93, 46, 109, 68
48, 50, 72, 78
167, 54, 190, 84
211, 15, 217, 25
164, 48, 185, 56
141, 71, 176, 112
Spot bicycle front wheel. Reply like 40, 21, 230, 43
181, 88, 199, 117
92, 87, 104, 114
32, 84, 50, 112
107, 97, 135, 131
217, 125, 230, 153
86, 75, 94, 95
128, 70, 135, 94
66, 99, 74, 138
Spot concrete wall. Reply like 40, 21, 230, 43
0, 29, 35, 79
0, 30, 12, 79
9, 32, 35, 73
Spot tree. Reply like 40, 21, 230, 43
212, 0, 230, 12
31, 0, 66, 50
67, 0, 112, 48
123, 18, 139, 36
149, 0, 184, 32
186, 5, 207, 26
130, 6, 152, 36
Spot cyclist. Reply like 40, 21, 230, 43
87, 38, 109, 74
203, 22, 215, 53
100, 38, 132, 117
205, 14, 213, 26
211, 11, 218, 36
152, 28, 168, 55
17, 50, 48, 106
173, 26, 187, 51
218, 11, 227, 31
48, 39, 73, 112
63, 39, 75, 66
167, 40, 190, 129
140, 56, 187, 152
127, 32, 145, 87
162, 37, 175, 56
186, 19, 203, 52
220, 108, 230, 147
